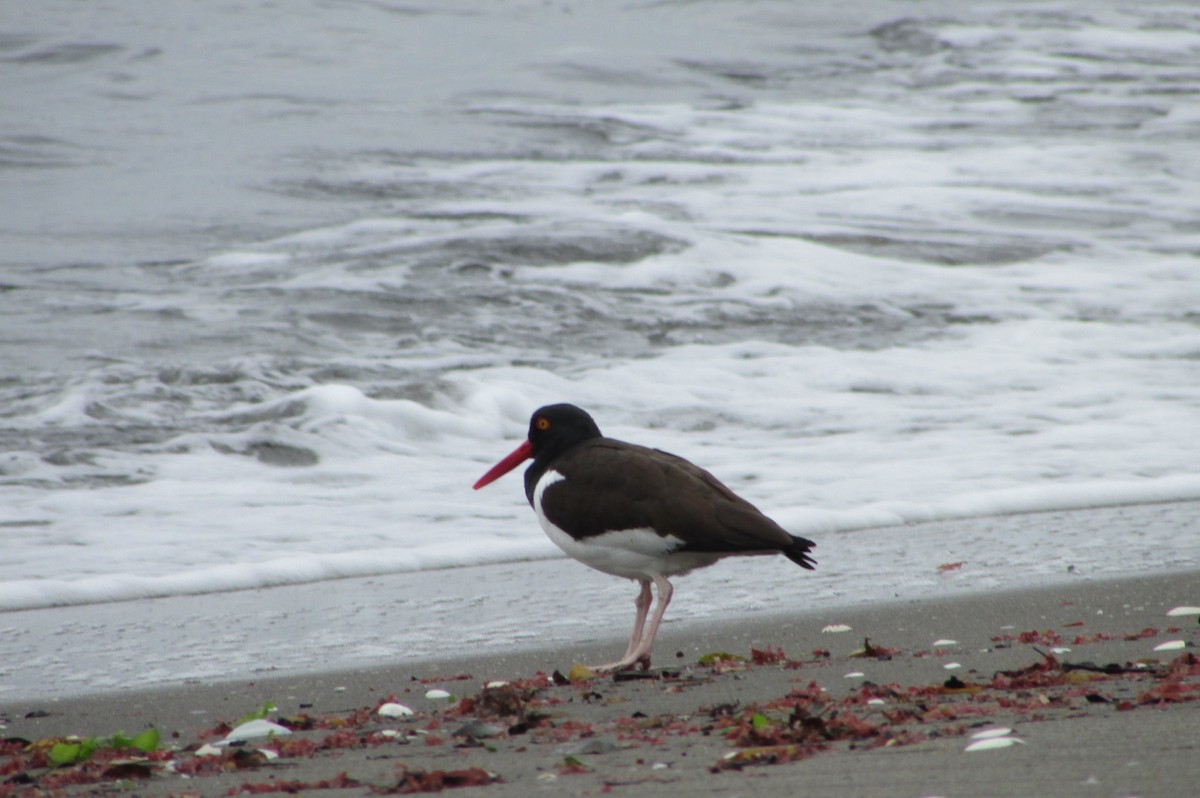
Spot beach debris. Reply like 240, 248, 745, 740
1166, 606, 1200, 617
937, 561, 966, 572
698, 651, 748, 666
31, 728, 162, 767
416, 672, 474, 685
932, 638, 957, 647
750, 645, 785, 665
233, 772, 362, 793
559, 755, 592, 774
377, 702, 415, 718
614, 668, 669, 681
1123, 627, 1159, 641
474, 681, 535, 717
424, 688, 453, 701
451, 719, 507, 740
821, 624, 852, 633
965, 726, 1025, 752
965, 727, 1023, 751
99, 759, 156, 780
942, 662, 961, 670
559, 738, 620, 756
220, 719, 292, 745
849, 638, 899, 659
484, 680, 509, 688
195, 743, 223, 757
971, 727, 1014, 739
844, 671, 866, 679
567, 663, 596, 682
225, 748, 275, 769
235, 701, 278, 726
715, 744, 817, 771
940, 675, 984, 693
965, 736, 1025, 752
1153, 640, 1187, 652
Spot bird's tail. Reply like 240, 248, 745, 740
784, 535, 817, 570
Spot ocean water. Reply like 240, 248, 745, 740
3, 0, 1200, 622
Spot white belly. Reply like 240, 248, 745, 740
532, 470, 722, 580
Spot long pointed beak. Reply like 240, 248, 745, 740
472, 439, 533, 490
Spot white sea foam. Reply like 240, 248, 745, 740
1, 0, 1198, 619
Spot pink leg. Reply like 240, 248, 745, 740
620, 580, 653, 660
589, 575, 673, 674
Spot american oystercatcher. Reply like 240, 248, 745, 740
473, 404, 816, 673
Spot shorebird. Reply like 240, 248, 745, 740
473, 403, 816, 673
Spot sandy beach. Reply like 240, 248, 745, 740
3, 541, 1198, 796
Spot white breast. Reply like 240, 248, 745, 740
532, 469, 722, 580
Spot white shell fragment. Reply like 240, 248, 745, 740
822, 624, 853, 633
844, 671, 866, 679
965, 736, 1025, 752
965, 727, 1024, 752
221, 719, 292, 744
424, 688, 453, 700
377, 702, 415, 717
971, 727, 1014, 740
485, 680, 510, 689
1153, 640, 1186, 652
195, 743, 223, 757
932, 639, 957, 647
867, 698, 886, 706
943, 662, 962, 670
1166, 606, 1200, 617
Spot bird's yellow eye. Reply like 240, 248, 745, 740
536, 417, 551, 431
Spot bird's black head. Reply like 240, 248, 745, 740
471, 403, 604, 500
527, 403, 603, 463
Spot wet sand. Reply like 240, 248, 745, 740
4, 568, 1198, 797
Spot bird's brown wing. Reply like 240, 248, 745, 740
541, 439, 815, 567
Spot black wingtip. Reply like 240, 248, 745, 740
785, 536, 817, 570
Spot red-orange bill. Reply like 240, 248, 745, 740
472, 439, 533, 490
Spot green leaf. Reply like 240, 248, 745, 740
48, 730, 159, 766
131, 728, 160, 753
48, 738, 101, 766
237, 701, 277, 725
750, 712, 771, 731
49, 742, 84, 766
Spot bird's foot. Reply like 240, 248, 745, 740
585, 652, 652, 675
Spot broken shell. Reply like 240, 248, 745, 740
221, 719, 292, 744
965, 736, 1024, 752
971, 727, 1013, 740
1153, 640, 1186, 652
